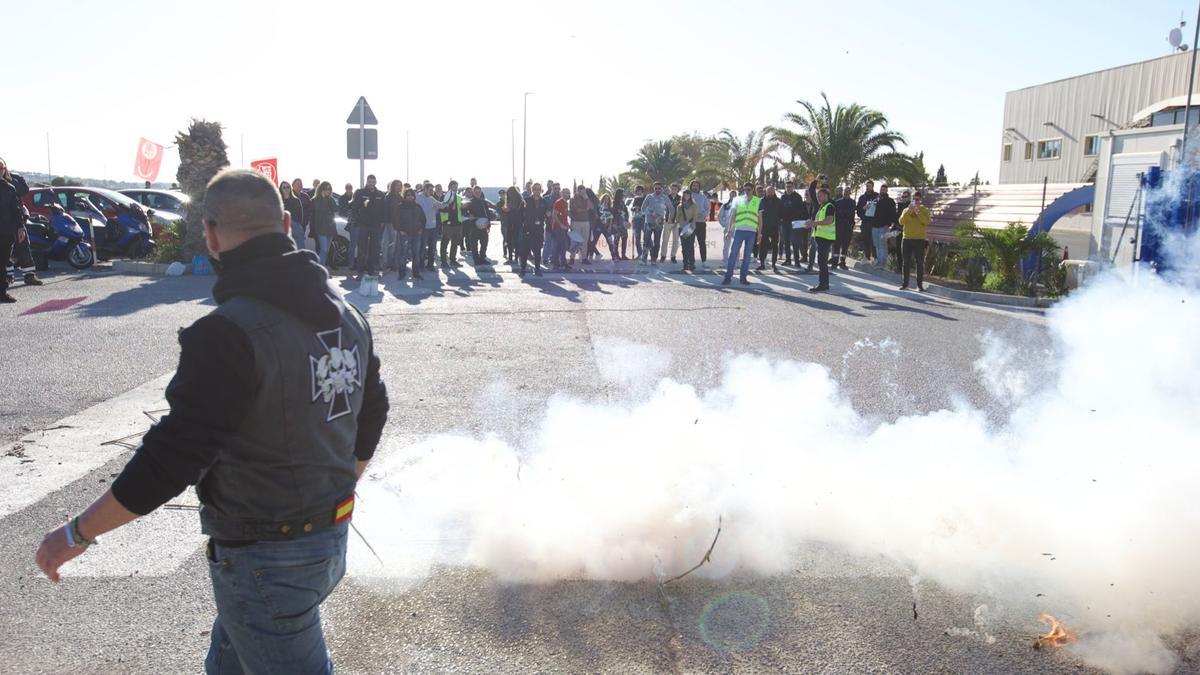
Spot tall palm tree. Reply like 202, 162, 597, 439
627, 140, 690, 186
769, 93, 915, 189
175, 118, 229, 260
698, 128, 776, 186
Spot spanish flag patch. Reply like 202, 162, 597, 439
334, 495, 355, 524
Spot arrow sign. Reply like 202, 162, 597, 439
346, 96, 378, 125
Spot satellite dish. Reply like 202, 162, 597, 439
1170, 27, 1184, 48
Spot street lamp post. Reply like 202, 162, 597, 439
522, 92, 533, 186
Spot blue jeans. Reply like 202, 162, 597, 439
315, 235, 331, 266
724, 229, 757, 281
290, 221, 306, 251
382, 226, 397, 269
424, 226, 439, 267
550, 229, 569, 267
398, 231, 422, 273
355, 224, 383, 274
871, 227, 888, 266
205, 522, 348, 675
632, 215, 645, 258
642, 224, 662, 260
681, 233, 696, 268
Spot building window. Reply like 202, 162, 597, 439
1002, 144, 1013, 162
1037, 138, 1062, 160
1150, 107, 1200, 127
1083, 135, 1101, 156
1024, 142, 1034, 160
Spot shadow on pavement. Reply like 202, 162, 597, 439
73, 275, 214, 318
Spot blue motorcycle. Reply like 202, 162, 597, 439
72, 195, 155, 260
25, 206, 95, 270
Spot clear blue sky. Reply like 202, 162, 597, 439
1, 0, 1194, 187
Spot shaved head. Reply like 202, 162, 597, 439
203, 169, 284, 235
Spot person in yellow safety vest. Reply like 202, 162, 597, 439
439, 180, 465, 268
807, 187, 837, 293
722, 181, 762, 286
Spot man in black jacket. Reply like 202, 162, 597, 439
779, 180, 807, 266
832, 186, 857, 270
0, 157, 22, 302
871, 184, 898, 268
855, 180, 879, 263
352, 174, 386, 276
36, 169, 389, 673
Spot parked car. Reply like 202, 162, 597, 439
23, 187, 167, 239
119, 189, 189, 215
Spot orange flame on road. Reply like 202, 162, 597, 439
1034, 613, 1075, 649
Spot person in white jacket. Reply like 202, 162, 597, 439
717, 192, 735, 265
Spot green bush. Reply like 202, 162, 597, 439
153, 221, 185, 263
953, 221, 1059, 296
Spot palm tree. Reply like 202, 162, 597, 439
175, 118, 229, 260
953, 222, 1059, 294
698, 128, 776, 186
600, 173, 633, 195
769, 93, 916, 189
627, 140, 690, 186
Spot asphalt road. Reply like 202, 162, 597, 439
1, 247, 1141, 674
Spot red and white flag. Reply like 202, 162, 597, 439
250, 158, 279, 185
133, 138, 164, 182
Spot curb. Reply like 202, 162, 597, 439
111, 260, 171, 275
847, 259, 1056, 308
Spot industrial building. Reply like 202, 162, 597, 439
999, 51, 1199, 185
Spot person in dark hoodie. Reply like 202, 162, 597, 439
392, 187, 427, 280
855, 180, 879, 263
466, 185, 493, 266
0, 157, 24, 302
832, 186, 857, 270
352, 175, 386, 277
279, 181, 305, 250
36, 169, 388, 674
311, 181, 338, 267
291, 178, 313, 249
519, 183, 547, 277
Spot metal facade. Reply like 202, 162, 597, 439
999, 52, 1198, 184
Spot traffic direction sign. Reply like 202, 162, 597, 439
346, 96, 378, 125
347, 128, 378, 160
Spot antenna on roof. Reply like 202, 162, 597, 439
1170, 13, 1189, 52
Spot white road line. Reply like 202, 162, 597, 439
61, 490, 206, 578
0, 373, 172, 519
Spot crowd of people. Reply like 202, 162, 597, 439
2, 153, 935, 303
278, 171, 935, 292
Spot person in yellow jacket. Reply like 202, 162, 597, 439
898, 190, 932, 291
807, 187, 837, 292
721, 182, 761, 285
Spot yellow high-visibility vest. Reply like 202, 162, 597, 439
732, 195, 761, 232
813, 202, 836, 240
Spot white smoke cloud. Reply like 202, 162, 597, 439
351, 268, 1199, 673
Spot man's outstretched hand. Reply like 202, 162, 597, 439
34, 490, 139, 582
36, 525, 87, 583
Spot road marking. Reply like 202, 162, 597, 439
19, 297, 88, 316
60, 490, 206, 578
0, 373, 172, 519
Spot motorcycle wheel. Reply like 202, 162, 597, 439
68, 245, 95, 270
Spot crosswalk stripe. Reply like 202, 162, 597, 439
0, 374, 172, 520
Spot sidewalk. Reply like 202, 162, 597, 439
846, 258, 1056, 308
